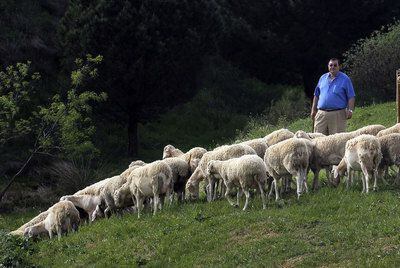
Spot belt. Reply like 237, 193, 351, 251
319, 108, 345, 112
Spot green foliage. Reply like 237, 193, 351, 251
0, 61, 40, 147
0, 231, 34, 267
343, 22, 400, 104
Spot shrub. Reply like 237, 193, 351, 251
0, 231, 34, 267
343, 22, 400, 105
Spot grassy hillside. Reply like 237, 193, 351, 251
1, 102, 399, 267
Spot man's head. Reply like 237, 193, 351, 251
328, 58, 340, 77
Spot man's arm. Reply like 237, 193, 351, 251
310, 95, 319, 119
346, 97, 355, 119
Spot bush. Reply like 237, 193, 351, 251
0, 231, 34, 267
343, 22, 400, 105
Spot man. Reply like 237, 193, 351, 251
310, 58, 355, 135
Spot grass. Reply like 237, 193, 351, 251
1, 101, 399, 267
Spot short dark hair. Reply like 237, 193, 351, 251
329, 58, 340, 65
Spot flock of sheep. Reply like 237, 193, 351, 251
8, 122, 400, 240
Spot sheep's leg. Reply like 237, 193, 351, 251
48, 230, 53, 239
360, 163, 369, 193
373, 169, 378, 191
153, 194, 159, 216
296, 173, 303, 199
236, 188, 242, 207
312, 169, 320, 191
213, 180, 219, 200
243, 188, 251, 211
395, 165, 400, 185
224, 182, 236, 207
268, 179, 275, 199
274, 178, 280, 201
346, 165, 352, 190
56, 225, 62, 241
136, 193, 143, 219
257, 181, 266, 209
206, 178, 214, 202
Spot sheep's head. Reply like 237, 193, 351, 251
189, 158, 200, 174
185, 181, 199, 200
114, 186, 130, 208
24, 226, 36, 238
163, 145, 175, 159
206, 161, 218, 177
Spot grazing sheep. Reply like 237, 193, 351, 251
264, 138, 314, 200
162, 157, 190, 203
294, 130, 325, 140
163, 144, 207, 173
378, 133, 400, 183
239, 138, 268, 159
60, 194, 102, 222
352, 124, 386, 136
115, 160, 173, 218
24, 201, 80, 240
332, 135, 382, 193
309, 132, 356, 190
264, 128, 294, 146
9, 211, 50, 236
186, 144, 257, 201
377, 123, 400, 137
206, 155, 267, 210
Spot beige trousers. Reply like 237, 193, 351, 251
314, 109, 347, 135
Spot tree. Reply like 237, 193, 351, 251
59, 0, 224, 156
0, 55, 106, 202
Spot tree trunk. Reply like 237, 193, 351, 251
127, 117, 139, 157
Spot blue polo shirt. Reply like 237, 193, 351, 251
314, 71, 355, 110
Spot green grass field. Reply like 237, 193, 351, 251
1, 102, 400, 267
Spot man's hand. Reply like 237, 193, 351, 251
310, 110, 317, 119
346, 109, 353, 119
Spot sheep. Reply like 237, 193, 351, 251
309, 132, 356, 190
60, 194, 102, 222
129, 160, 146, 168
114, 160, 173, 218
294, 130, 325, 140
264, 128, 294, 146
332, 134, 382, 193
239, 138, 268, 159
162, 157, 190, 203
163, 145, 207, 173
352, 124, 386, 136
24, 200, 80, 240
206, 155, 267, 210
377, 123, 400, 137
377, 133, 400, 183
264, 138, 314, 200
185, 144, 257, 201
9, 210, 50, 236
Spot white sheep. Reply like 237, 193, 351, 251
24, 200, 80, 240
264, 128, 294, 146
60, 194, 102, 222
377, 123, 400, 137
115, 160, 173, 218
378, 133, 400, 183
206, 155, 267, 210
294, 130, 325, 140
162, 157, 190, 203
264, 138, 314, 200
352, 124, 386, 136
332, 134, 382, 193
163, 145, 207, 173
185, 144, 257, 201
239, 138, 268, 159
309, 132, 356, 190
9, 210, 50, 236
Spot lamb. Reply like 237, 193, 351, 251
377, 123, 400, 137
185, 144, 257, 201
264, 128, 294, 146
9, 210, 49, 236
163, 144, 207, 173
114, 160, 173, 218
60, 194, 102, 222
206, 155, 267, 210
332, 134, 382, 193
24, 200, 80, 240
264, 138, 314, 200
377, 133, 400, 183
294, 130, 325, 140
239, 138, 268, 159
